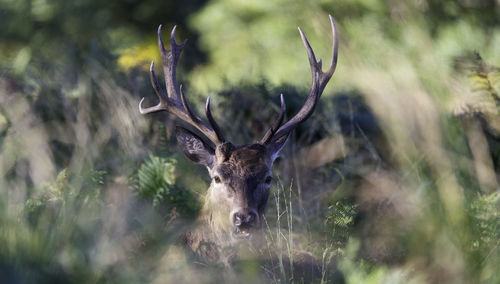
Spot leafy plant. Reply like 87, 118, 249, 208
325, 200, 358, 248
133, 154, 200, 215
23, 168, 106, 225
469, 192, 500, 252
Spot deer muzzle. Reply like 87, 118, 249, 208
230, 208, 259, 239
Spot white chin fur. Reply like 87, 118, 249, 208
231, 230, 252, 242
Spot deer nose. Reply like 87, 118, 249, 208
231, 209, 258, 228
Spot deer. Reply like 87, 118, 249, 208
139, 14, 339, 280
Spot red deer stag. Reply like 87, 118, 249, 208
139, 14, 338, 275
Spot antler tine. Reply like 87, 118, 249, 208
178, 86, 225, 143
139, 61, 167, 114
139, 25, 224, 146
326, 15, 339, 81
260, 94, 286, 144
178, 84, 198, 122
264, 14, 338, 144
158, 24, 187, 101
148, 61, 166, 100
298, 14, 338, 94
205, 97, 226, 143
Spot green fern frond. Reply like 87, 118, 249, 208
134, 153, 200, 215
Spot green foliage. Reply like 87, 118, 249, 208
0, 0, 206, 64
136, 155, 176, 199
325, 200, 358, 247
134, 154, 200, 215
24, 168, 105, 227
467, 192, 500, 283
469, 192, 500, 253
188, 0, 499, 96
0, 168, 108, 283
1, 0, 500, 282
339, 239, 413, 284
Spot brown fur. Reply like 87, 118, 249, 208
183, 144, 271, 265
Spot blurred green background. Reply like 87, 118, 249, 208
1, 0, 500, 283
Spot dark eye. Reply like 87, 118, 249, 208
213, 176, 221, 184
265, 176, 272, 184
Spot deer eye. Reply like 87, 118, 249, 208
213, 176, 222, 184
264, 176, 273, 184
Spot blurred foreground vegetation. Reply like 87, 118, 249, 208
1, 0, 500, 283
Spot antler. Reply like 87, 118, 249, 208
261, 15, 338, 144
139, 25, 225, 145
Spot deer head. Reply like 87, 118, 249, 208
140, 15, 338, 241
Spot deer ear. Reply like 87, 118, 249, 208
175, 126, 215, 168
267, 132, 290, 162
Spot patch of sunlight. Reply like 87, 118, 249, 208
1, 0, 27, 12
188, 0, 337, 94
116, 41, 160, 72
0, 112, 8, 133
436, 20, 486, 61
13, 47, 31, 74
31, 0, 55, 22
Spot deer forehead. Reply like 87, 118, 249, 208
214, 145, 271, 179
